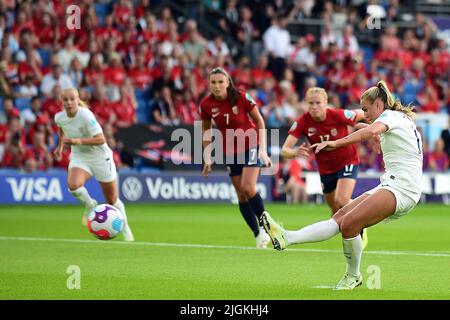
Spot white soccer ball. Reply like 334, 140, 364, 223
87, 204, 124, 240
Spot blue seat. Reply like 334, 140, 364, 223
134, 88, 149, 100
38, 48, 52, 68
361, 46, 374, 69
137, 110, 149, 124
94, 3, 111, 18
137, 98, 148, 111
15, 97, 31, 110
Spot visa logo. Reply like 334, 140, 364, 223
6, 177, 63, 202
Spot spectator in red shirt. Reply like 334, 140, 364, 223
139, 13, 164, 46
251, 54, 273, 89
12, 10, 34, 38
128, 52, 153, 90
26, 113, 54, 147
116, 22, 139, 59
2, 116, 26, 169
232, 56, 253, 90
112, 83, 137, 128
425, 138, 449, 172
173, 90, 198, 125
35, 12, 57, 50
113, 0, 133, 29
1, 97, 19, 122
17, 48, 43, 84
84, 53, 105, 87
42, 84, 63, 120
95, 14, 123, 44
417, 86, 440, 113
347, 73, 368, 108
24, 130, 53, 171
90, 81, 116, 126
103, 53, 127, 88
134, 0, 150, 20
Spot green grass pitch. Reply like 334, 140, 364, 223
0, 203, 449, 300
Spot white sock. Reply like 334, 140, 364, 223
343, 235, 363, 277
113, 199, 130, 229
284, 218, 340, 245
69, 187, 94, 206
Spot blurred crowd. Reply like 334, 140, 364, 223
0, 0, 449, 178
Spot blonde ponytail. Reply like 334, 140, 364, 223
79, 99, 89, 108
361, 80, 415, 119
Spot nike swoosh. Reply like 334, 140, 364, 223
342, 173, 352, 176
212, 113, 220, 118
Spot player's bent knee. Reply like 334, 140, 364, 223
240, 185, 256, 198
237, 193, 247, 203
334, 196, 350, 210
340, 217, 360, 238
332, 207, 347, 223
68, 183, 84, 192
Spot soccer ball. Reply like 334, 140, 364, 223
87, 204, 124, 240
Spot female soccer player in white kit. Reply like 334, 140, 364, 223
53, 88, 134, 241
261, 81, 423, 290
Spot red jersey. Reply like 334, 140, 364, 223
199, 90, 258, 156
289, 108, 360, 175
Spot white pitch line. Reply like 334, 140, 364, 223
310, 285, 335, 289
0, 236, 449, 258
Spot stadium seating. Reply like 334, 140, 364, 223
15, 97, 31, 111
38, 48, 52, 68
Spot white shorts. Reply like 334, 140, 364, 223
69, 155, 117, 183
365, 184, 417, 222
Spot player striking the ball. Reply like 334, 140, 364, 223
262, 81, 423, 290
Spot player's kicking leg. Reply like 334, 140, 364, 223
67, 167, 97, 226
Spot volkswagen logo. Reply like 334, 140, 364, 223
121, 177, 143, 201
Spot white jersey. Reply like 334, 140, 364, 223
54, 107, 112, 160
374, 109, 423, 202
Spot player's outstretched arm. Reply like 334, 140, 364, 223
312, 121, 388, 153
281, 135, 309, 159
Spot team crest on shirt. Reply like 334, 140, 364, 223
232, 106, 239, 115
307, 127, 317, 137
330, 128, 338, 136
212, 108, 219, 113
